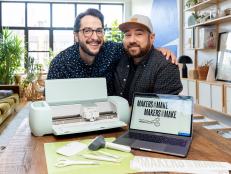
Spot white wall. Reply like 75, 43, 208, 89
130, 0, 153, 18
130, 0, 183, 56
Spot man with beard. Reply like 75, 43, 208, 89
114, 14, 182, 105
47, 9, 176, 96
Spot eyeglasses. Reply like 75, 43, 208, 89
78, 27, 105, 37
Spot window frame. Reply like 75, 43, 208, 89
0, 1, 124, 69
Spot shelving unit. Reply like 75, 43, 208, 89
186, 14, 231, 29
183, 0, 231, 116
184, 0, 230, 67
185, 0, 227, 12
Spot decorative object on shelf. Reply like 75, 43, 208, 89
188, 14, 197, 26
198, 59, 213, 80
189, 69, 199, 79
178, 55, 193, 78
215, 32, 231, 82
209, 7, 217, 19
186, 0, 199, 8
197, 26, 217, 49
206, 65, 215, 81
224, 8, 231, 16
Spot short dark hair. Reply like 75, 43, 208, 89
73, 8, 104, 32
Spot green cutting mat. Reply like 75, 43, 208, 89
44, 138, 137, 174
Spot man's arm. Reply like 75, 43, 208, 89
157, 47, 178, 65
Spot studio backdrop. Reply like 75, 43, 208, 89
151, 0, 179, 56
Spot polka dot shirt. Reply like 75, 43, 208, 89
47, 41, 124, 95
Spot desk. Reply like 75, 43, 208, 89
0, 118, 231, 174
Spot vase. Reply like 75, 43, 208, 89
198, 66, 209, 80
189, 69, 199, 79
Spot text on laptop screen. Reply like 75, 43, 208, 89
130, 95, 192, 136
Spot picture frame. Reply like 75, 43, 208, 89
215, 32, 231, 82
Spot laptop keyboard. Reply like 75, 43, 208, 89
128, 132, 187, 147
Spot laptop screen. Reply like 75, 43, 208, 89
130, 93, 193, 137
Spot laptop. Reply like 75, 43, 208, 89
113, 93, 193, 157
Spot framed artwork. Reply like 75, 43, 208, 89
215, 32, 231, 82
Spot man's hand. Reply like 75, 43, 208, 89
157, 47, 178, 65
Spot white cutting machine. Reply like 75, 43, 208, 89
29, 78, 130, 136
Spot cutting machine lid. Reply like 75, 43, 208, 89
45, 78, 107, 105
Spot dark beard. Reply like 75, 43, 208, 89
79, 39, 103, 56
126, 41, 151, 58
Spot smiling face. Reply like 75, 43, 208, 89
123, 23, 155, 62
74, 15, 104, 56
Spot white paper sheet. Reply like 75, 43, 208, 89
131, 156, 231, 173
56, 141, 87, 156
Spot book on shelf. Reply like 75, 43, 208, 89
191, 26, 217, 49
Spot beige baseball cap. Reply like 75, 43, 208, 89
119, 14, 153, 33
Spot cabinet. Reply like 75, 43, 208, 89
182, 79, 226, 113
181, 78, 197, 103
198, 81, 223, 112
210, 83, 223, 112
224, 85, 231, 115
198, 81, 211, 108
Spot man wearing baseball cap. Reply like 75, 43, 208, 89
114, 14, 182, 105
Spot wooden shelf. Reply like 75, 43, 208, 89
186, 14, 231, 29
188, 48, 216, 50
185, 0, 226, 12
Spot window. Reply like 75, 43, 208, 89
29, 30, 49, 51
2, 3, 25, 27
76, 4, 99, 15
27, 3, 50, 27
53, 30, 74, 53
53, 4, 75, 27
101, 5, 123, 27
28, 30, 50, 69
0, 1, 124, 70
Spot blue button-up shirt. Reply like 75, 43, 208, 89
47, 41, 124, 95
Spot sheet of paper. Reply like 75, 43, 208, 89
56, 141, 87, 156
190, 171, 229, 174
44, 138, 137, 174
131, 156, 231, 173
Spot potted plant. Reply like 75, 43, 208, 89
0, 28, 24, 84
197, 59, 213, 80
186, 0, 198, 8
